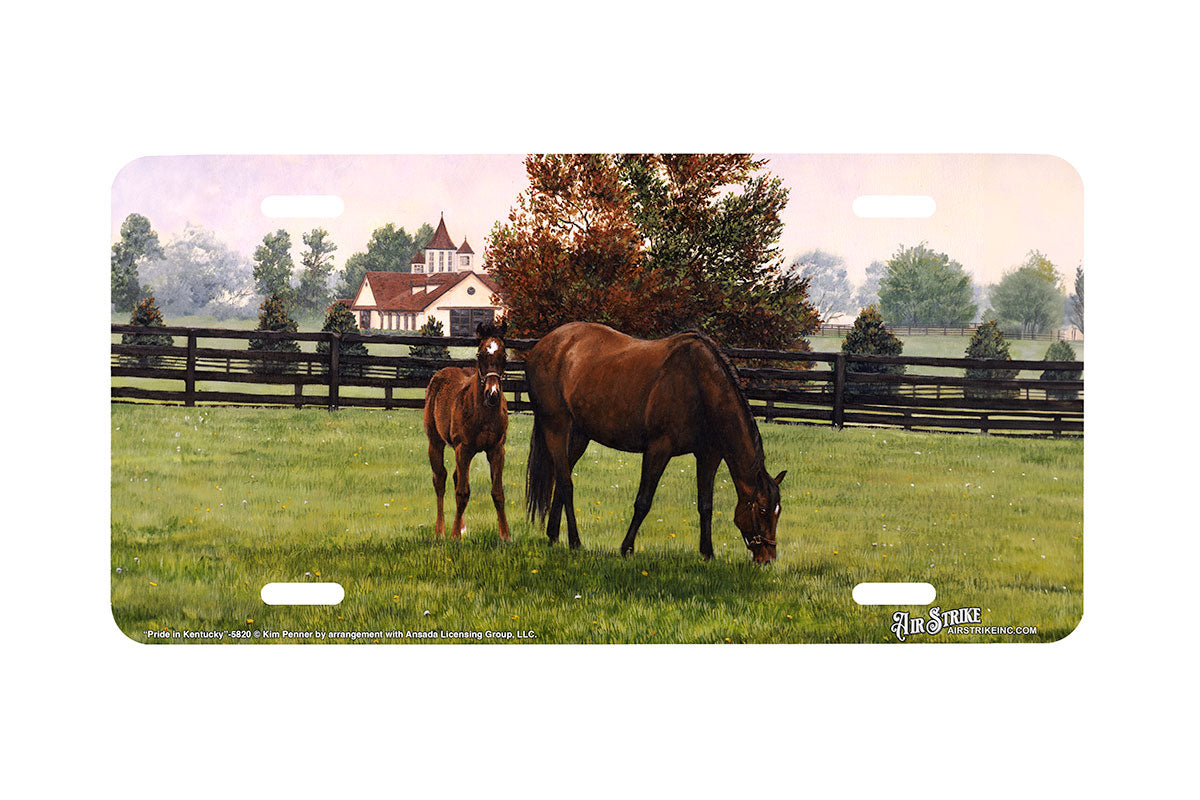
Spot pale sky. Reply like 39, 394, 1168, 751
111, 154, 1082, 287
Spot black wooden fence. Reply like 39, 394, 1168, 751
112, 325, 1083, 436
814, 322, 1083, 341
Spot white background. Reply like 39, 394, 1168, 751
3, 2, 1196, 797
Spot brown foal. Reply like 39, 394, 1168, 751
423, 320, 510, 541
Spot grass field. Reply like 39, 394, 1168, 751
111, 404, 1083, 644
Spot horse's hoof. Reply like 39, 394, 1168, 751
701, 552, 714, 561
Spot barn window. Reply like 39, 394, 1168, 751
467, 286, 475, 296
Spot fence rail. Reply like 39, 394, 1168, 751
814, 322, 1082, 341
112, 325, 1083, 436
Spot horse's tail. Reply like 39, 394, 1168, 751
525, 386, 554, 524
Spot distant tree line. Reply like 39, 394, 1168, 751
791, 242, 1082, 337
111, 213, 434, 321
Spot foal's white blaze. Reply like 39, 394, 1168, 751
486, 340, 499, 354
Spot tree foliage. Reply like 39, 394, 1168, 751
1040, 339, 1081, 400
252, 230, 295, 306
1068, 263, 1084, 333
139, 224, 255, 319
404, 317, 451, 380
964, 320, 1018, 399
1023, 249, 1061, 287
486, 154, 819, 349
335, 222, 432, 300
989, 252, 1065, 337
120, 295, 173, 367
315, 302, 367, 377
853, 260, 886, 310
111, 213, 164, 312
791, 249, 854, 322
249, 293, 300, 374
297, 228, 338, 315
878, 243, 976, 327
840, 305, 905, 396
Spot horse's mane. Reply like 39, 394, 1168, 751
679, 329, 764, 461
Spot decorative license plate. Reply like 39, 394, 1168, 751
110, 154, 1083, 644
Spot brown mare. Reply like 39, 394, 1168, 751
523, 322, 786, 563
423, 320, 510, 541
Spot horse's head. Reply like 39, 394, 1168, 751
733, 469, 786, 563
476, 319, 508, 408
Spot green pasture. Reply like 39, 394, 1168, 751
111, 404, 1083, 644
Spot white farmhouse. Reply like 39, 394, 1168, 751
340, 215, 502, 337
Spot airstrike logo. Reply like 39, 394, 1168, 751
890, 606, 983, 641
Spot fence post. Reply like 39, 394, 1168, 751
184, 331, 196, 407
328, 331, 340, 411
832, 352, 846, 429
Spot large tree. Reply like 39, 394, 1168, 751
335, 222, 432, 299
878, 242, 976, 327
790, 249, 854, 322
296, 228, 338, 314
989, 251, 1066, 336
139, 224, 255, 318
252, 230, 295, 306
111, 213, 164, 312
487, 154, 818, 349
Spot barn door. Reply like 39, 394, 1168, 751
450, 308, 494, 337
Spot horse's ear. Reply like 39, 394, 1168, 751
498, 318, 508, 338
774, 470, 787, 486
475, 322, 485, 339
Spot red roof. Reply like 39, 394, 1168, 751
352, 270, 499, 312
424, 215, 457, 250
410, 249, 425, 264
457, 238, 474, 255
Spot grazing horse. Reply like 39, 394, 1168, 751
423, 320, 510, 541
523, 322, 786, 563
